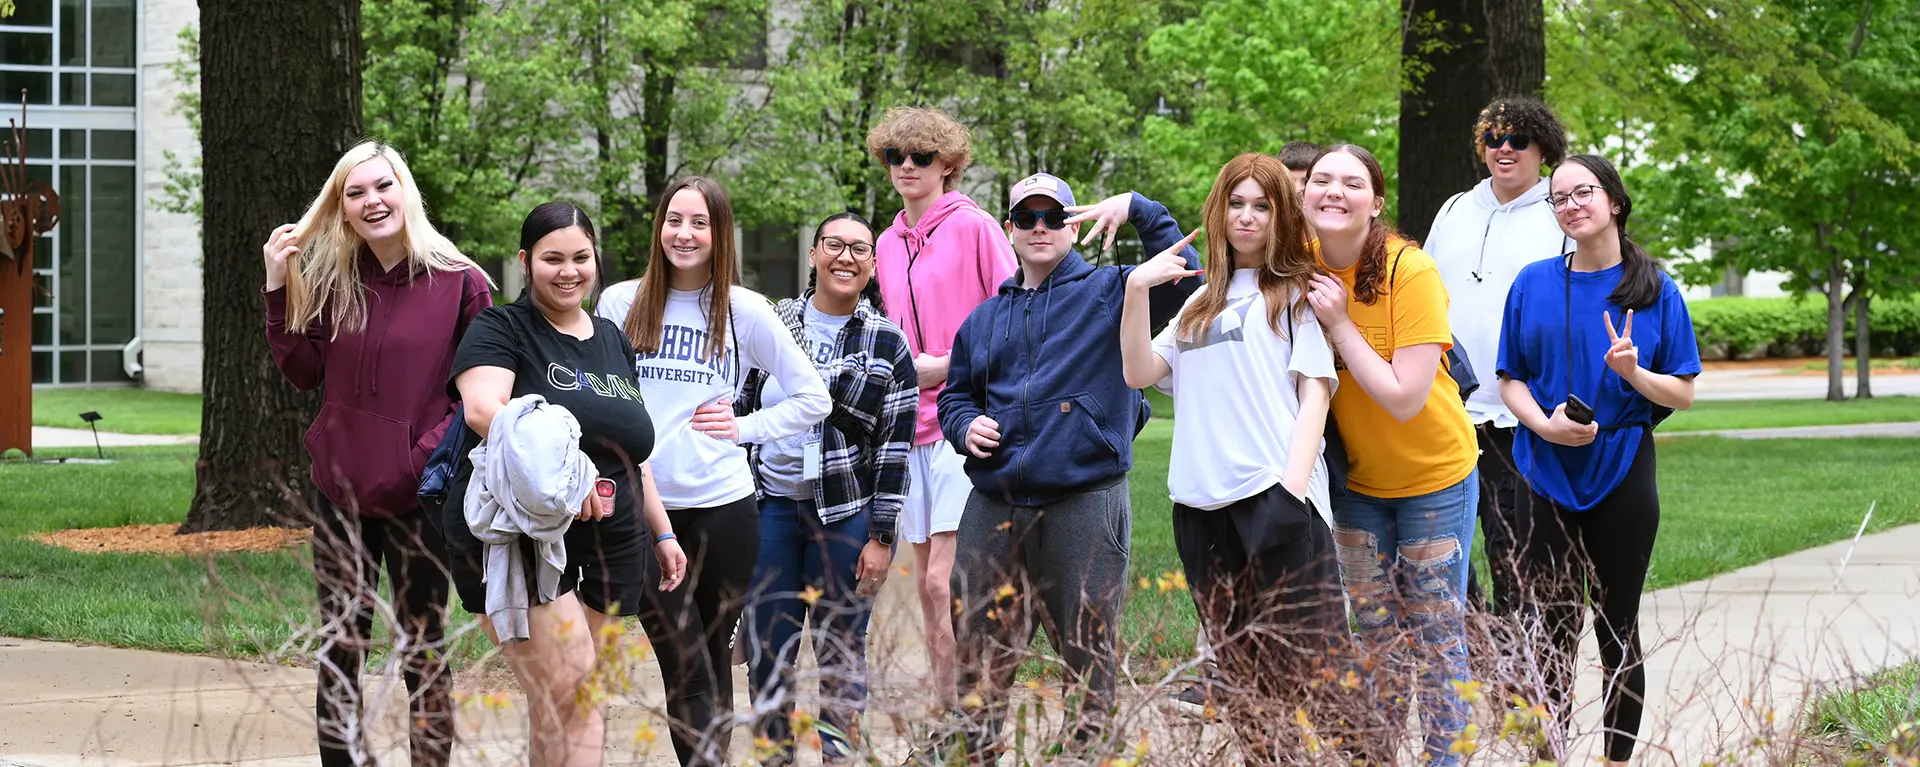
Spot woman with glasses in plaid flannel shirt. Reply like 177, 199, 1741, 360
734, 212, 918, 765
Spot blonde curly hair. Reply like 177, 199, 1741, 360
865, 106, 973, 193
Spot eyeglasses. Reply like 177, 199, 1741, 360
1547, 184, 1603, 212
1482, 131, 1533, 152
1009, 208, 1070, 231
817, 236, 874, 260
883, 148, 939, 168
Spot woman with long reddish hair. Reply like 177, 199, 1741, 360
597, 176, 831, 765
1120, 153, 1346, 759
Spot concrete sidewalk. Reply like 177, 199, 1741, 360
6, 524, 1919, 766
28, 427, 198, 449
1693, 368, 1920, 401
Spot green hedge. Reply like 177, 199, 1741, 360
1688, 296, 1920, 360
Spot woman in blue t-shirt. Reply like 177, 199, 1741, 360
1495, 154, 1701, 766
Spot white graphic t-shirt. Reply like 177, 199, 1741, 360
1151, 269, 1339, 523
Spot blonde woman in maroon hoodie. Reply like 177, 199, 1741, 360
262, 140, 493, 767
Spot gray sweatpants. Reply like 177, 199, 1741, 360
949, 477, 1131, 755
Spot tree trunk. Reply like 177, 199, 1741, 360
1824, 254, 1847, 402
1396, 0, 1544, 242
1853, 277, 1872, 399
183, 0, 364, 532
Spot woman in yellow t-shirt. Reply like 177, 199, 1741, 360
1302, 144, 1479, 767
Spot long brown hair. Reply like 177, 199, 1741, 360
1308, 143, 1411, 305
1176, 153, 1317, 342
623, 177, 738, 358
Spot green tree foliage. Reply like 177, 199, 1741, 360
1549, 0, 1919, 399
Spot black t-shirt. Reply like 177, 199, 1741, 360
448, 294, 656, 490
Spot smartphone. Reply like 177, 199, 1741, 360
595, 478, 616, 500
1564, 393, 1596, 425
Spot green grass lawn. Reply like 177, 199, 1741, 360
1808, 661, 1920, 753
4, 429, 1917, 670
1662, 395, 1920, 432
31, 388, 204, 435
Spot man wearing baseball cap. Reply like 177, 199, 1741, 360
936, 174, 1202, 759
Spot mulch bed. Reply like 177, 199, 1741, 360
34, 523, 311, 555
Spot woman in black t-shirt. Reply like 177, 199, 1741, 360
446, 202, 688, 766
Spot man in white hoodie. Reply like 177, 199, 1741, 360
1424, 95, 1568, 624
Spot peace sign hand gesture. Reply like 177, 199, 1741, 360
1604, 310, 1640, 380
1124, 229, 1203, 291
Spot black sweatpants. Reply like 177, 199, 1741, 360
1471, 423, 1531, 615
311, 495, 452, 767
950, 478, 1132, 756
1519, 433, 1660, 763
1171, 484, 1350, 763
637, 495, 761, 766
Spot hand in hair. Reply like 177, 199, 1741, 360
262, 223, 300, 291
1604, 310, 1640, 380
1124, 230, 1203, 291
1306, 274, 1353, 332
1064, 193, 1135, 252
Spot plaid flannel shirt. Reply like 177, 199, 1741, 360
735, 292, 918, 539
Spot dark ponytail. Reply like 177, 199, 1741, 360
807, 211, 886, 314
1563, 154, 1660, 310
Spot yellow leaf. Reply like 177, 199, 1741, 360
800, 585, 824, 605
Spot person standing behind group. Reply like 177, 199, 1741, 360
865, 106, 1019, 703
1120, 154, 1348, 761
1426, 97, 1570, 628
737, 212, 918, 765
598, 177, 832, 766
261, 141, 491, 767
937, 173, 1202, 760
1302, 144, 1480, 766
1497, 154, 1699, 766
445, 202, 688, 767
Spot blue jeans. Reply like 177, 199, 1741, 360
745, 496, 873, 762
1332, 470, 1479, 767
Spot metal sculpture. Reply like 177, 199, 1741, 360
0, 94, 64, 455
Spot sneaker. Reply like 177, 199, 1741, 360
1163, 682, 1221, 720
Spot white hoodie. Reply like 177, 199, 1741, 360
464, 394, 594, 644
1426, 177, 1570, 428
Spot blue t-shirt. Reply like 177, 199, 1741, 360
1497, 258, 1701, 510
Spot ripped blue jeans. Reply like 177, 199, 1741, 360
1331, 470, 1478, 767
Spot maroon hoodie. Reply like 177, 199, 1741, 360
264, 250, 492, 517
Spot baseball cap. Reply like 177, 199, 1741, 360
1008, 173, 1075, 212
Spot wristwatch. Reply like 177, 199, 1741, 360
874, 528, 896, 547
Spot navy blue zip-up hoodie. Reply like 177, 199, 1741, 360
938, 193, 1202, 506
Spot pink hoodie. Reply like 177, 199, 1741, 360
875, 190, 1018, 445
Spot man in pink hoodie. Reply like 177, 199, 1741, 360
867, 106, 1018, 702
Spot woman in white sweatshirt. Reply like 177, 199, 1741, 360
1423, 96, 1569, 631
597, 176, 831, 766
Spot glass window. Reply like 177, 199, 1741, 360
60, 345, 85, 382
31, 351, 50, 384
58, 72, 83, 106
59, 128, 82, 159
91, 73, 133, 107
31, 270, 51, 308
23, 129, 50, 160
89, 165, 133, 345
12, 0, 54, 27
91, 350, 129, 382
1, 32, 54, 66
92, 130, 132, 160
0, 70, 52, 105
91, 0, 135, 68
57, 163, 85, 347
57, 233, 84, 345
59, 0, 85, 66
31, 307, 51, 345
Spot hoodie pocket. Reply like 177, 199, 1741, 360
1013, 393, 1123, 488
305, 402, 421, 517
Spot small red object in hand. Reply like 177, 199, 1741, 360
595, 478, 615, 499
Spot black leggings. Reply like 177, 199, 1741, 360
1471, 423, 1531, 615
1519, 434, 1660, 763
311, 496, 452, 767
637, 495, 761, 766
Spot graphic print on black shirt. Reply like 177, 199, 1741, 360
449, 294, 657, 485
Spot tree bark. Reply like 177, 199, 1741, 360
1397, 0, 1544, 242
1825, 253, 1847, 402
1853, 273, 1872, 399
183, 0, 364, 532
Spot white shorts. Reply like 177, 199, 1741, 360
900, 442, 971, 544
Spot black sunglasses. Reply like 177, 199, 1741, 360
1009, 208, 1070, 231
883, 148, 939, 168
1483, 131, 1532, 151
